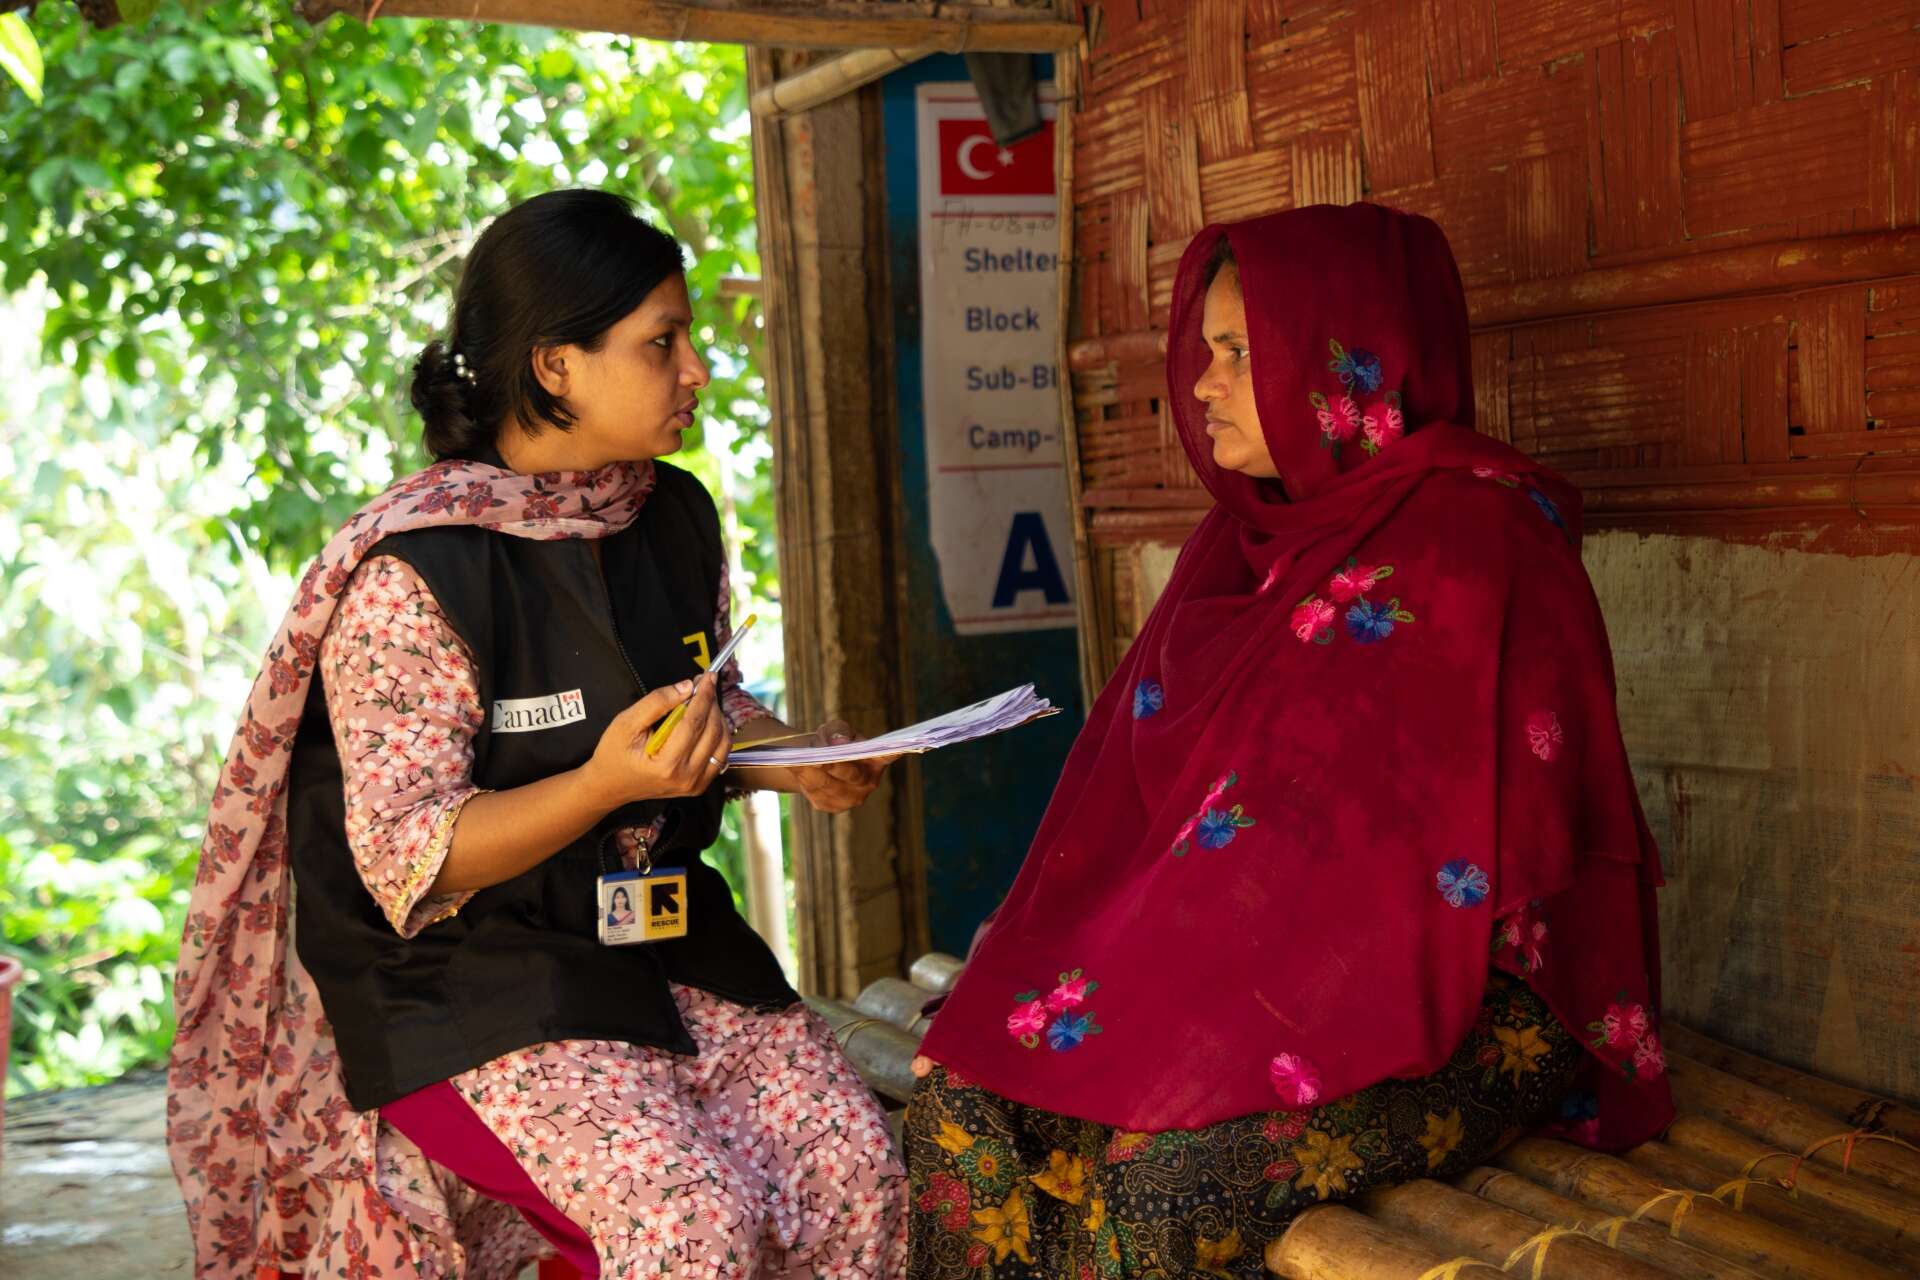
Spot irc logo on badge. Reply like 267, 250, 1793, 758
642, 870, 689, 942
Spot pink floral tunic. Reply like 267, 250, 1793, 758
316, 554, 907, 1276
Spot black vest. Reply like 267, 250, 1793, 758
288, 462, 797, 1110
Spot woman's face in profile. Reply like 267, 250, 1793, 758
538, 272, 712, 466
1193, 264, 1279, 479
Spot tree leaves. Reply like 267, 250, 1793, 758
0, 12, 43, 105
1, 9, 783, 1094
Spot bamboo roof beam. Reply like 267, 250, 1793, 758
294, 0, 1082, 52
750, 44, 938, 118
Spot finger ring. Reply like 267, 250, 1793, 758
709, 754, 720, 767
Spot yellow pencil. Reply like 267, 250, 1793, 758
646, 613, 757, 757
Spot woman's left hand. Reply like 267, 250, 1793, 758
790, 718, 895, 813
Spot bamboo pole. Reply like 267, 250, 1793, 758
1624, 1139, 1920, 1270
1456, 1166, 1765, 1280
1357, 1180, 1669, 1280
1668, 1055, 1920, 1197
739, 790, 795, 978
1051, 45, 1109, 707
805, 996, 920, 1102
750, 45, 941, 119
1664, 1025, 1920, 1148
907, 951, 965, 993
851, 977, 935, 1033
1265, 1204, 1503, 1279
1494, 1137, 1904, 1280
1665, 1113, 1920, 1250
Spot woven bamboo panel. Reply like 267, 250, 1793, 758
1062, 0, 1920, 668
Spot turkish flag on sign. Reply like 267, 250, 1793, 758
937, 119, 1056, 197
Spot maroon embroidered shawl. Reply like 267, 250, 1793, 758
167, 460, 652, 1276
919, 203, 1674, 1151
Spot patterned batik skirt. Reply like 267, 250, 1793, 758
905, 971, 1581, 1279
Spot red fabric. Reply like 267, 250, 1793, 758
919, 203, 1675, 1150
382, 1083, 598, 1279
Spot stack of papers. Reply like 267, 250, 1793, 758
729, 685, 1060, 767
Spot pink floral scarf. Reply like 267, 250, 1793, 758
166, 458, 653, 1277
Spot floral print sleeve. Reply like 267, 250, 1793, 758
319, 555, 486, 937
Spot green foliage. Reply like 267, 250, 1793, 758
0, 1, 781, 1095
0, 12, 44, 103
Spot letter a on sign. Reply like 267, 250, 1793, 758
992, 511, 1070, 608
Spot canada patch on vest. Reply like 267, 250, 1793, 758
492, 689, 587, 733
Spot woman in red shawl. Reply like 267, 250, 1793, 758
905, 203, 1673, 1277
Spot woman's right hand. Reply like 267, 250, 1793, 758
579, 676, 732, 809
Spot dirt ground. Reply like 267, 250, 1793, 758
1, 1072, 192, 1278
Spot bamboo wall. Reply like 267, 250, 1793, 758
1064, 0, 1920, 663
1058, 0, 1920, 1102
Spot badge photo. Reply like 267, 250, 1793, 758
597, 867, 689, 946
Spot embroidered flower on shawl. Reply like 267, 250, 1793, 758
1046, 974, 1094, 1013
1308, 340, 1404, 461
1473, 465, 1521, 488
1597, 1001, 1650, 1048
1309, 393, 1342, 444
1171, 771, 1256, 856
1196, 806, 1256, 849
918, 1173, 972, 1233
1268, 1052, 1322, 1108
1291, 597, 1336, 643
1527, 487, 1566, 533
1328, 562, 1389, 602
1011, 969, 1102, 1051
1328, 339, 1384, 394
1361, 392, 1405, 457
1047, 1013, 1099, 1051
1006, 1000, 1047, 1040
1435, 860, 1491, 909
1304, 559, 1415, 646
1307, 391, 1363, 446
1585, 994, 1667, 1082
1526, 710, 1565, 762
1492, 900, 1549, 974
1132, 680, 1165, 720
1345, 598, 1398, 643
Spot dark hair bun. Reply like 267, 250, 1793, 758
409, 340, 486, 461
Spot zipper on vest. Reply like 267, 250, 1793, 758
588, 545, 648, 697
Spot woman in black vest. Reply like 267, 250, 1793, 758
192, 189, 907, 1278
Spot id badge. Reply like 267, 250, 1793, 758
596, 867, 689, 945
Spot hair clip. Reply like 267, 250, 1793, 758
450, 350, 478, 385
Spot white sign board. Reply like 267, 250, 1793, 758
916, 84, 1076, 635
